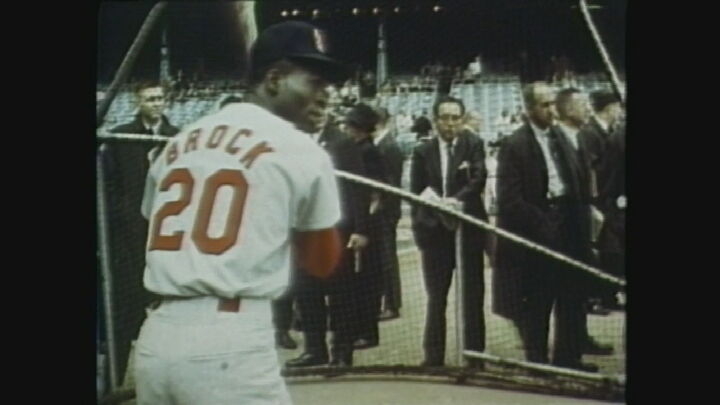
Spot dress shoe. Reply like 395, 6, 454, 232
378, 309, 400, 321
330, 345, 353, 367
329, 357, 352, 367
583, 338, 614, 355
553, 360, 599, 373
353, 337, 379, 350
275, 331, 298, 350
285, 352, 328, 368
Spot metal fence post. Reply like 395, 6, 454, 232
454, 214, 465, 367
97, 145, 119, 391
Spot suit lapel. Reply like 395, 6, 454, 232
378, 135, 389, 154
552, 126, 582, 198
591, 117, 611, 146
426, 137, 443, 194
524, 125, 548, 194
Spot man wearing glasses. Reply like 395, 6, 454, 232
410, 95, 488, 368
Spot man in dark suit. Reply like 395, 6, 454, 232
494, 82, 597, 372
597, 123, 625, 283
372, 107, 405, 320
580, 91, 624, 180
100, 81, 179, 383
555, 87, 614, 356
343, 104, 385, 354
410, 95, 487, 368
107, 82, 180, 231
579, 91, 625, 311
284, 110, 370, 368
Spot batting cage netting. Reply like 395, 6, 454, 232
97, 1, 626, 404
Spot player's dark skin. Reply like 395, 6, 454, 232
245, 60, 331, 134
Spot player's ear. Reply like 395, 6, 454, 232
264, 67, 286, 97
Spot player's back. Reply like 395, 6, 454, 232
141, 102, 338, 299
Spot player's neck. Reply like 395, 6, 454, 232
243, 92, 276, 118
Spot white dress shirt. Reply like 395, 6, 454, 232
373, 128, 389, 146
594, 115, 611, 134
142, 118, 162, 135
530, 123, 566, 198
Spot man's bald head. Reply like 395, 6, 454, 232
522, 82, 556, 129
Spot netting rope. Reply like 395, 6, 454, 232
96, 131, 626, 288
96, 1, 169, 127
577, 0, 625, 104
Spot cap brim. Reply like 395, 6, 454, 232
287, 54, 350, 84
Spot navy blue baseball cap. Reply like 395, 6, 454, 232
249, 21, 349, 84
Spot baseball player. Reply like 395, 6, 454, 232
133, 21, 348, 405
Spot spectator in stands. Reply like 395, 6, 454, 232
462, 67, 474, 83
410, 76, 422, 92
410, 95, 487, 368
509, 106, 525, 132
396, 110, 413, 133
437, 65, 454, 95
397, 79, 410, 94
454, 65, 463, 81
495, 109, 512, 139
411, 115, 433, 142
494, 82, 598, 372
285, 105, 371, 368
464, 111, 483, 136
372, 107, 405, 321
360, 70, 377, 100
469, 55, 483, 80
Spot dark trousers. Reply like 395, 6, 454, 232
354, 266, 382, 342
420, 225, 485, 364
272, 288, 294, 333
596, 209, 626, 302
518, 269, 587, 364
354, 215, 384, 342
517, 201, 588, 365
381, 218, 402, 311
294, 255, 361, 354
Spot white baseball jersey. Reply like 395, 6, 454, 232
140, 102, 341, 299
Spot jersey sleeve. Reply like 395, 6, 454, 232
294, 151, 341, 231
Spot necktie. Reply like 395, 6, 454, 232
547, 130, 572, 196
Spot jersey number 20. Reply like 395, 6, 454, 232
148, 168, 248, 255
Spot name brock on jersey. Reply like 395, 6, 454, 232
164, 124, 275, 169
